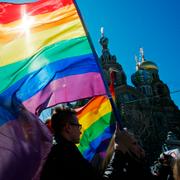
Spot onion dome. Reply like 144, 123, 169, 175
132, 48, 159, 86
137, 48, 158, 71
139, 61, 158, 70
131, 69, 153, 86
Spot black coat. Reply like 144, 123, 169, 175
40, 136, 101, 180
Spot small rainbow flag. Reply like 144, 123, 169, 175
77, 94, 115, 161
0, 0, 106, 115
76, 70, 116, 161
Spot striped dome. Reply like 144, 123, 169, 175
131, 69, 153, 86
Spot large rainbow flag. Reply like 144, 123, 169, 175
0, 0, 106, 179
0, 0, 106, 115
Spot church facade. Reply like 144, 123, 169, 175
99, 35, 180, 163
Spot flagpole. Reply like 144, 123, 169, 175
74, 0, 123, 130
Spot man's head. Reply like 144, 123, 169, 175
51, 107, 82, 144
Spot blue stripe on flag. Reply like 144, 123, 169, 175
82, 124, 115, 161
1, 54, 99, 102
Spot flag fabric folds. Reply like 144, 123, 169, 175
77, 95, 116, 161
0, 0, 106, 115
0, 99, 52, 180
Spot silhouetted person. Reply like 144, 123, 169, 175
40, 107, 102, 180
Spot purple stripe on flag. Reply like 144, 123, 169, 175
0, 109, 52, 180
23, 72, 106, 114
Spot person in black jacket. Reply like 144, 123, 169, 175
40, 107, 102, 180
103, 125, 156, 180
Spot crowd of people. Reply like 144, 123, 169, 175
40, 107, 180, 180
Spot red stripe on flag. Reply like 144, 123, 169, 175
0, 0, 73, 24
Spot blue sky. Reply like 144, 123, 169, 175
76, 0, 180, 109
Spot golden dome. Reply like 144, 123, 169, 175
139, 61, 158, 70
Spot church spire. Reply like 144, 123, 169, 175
140, 47, 145, 62
99, 27, 109, 50
135, 55, 140, 71
100, 27, 104, 37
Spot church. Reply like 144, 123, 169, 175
99, 33, 180, 163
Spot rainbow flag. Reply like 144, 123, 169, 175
0, 0, 106, 115
77, 95, 116, 161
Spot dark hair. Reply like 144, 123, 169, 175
51, 107, 76, 133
